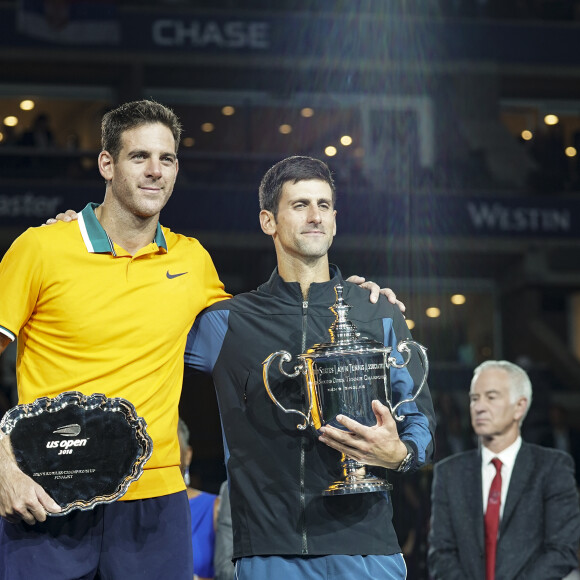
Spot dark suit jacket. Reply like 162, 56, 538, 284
214, 481, 234, 580
428, 442, 580, 580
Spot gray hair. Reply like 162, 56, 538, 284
471, 360, 533, 423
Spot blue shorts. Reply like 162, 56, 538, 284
235, 554, 407, 580
0, 491, 192, 580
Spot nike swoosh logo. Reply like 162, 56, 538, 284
166, 271, 188, 279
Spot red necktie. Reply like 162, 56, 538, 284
485, 457, 502, 580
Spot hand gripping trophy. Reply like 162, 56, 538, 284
263, 285, 428, 496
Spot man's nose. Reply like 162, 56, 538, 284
307, 205, 322, 223
145, 158, 162, 178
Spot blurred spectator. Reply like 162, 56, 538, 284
178, 418, 220, 580
213, 481, 235, 580
433, 391, 474, 462
539, 403, 580, 486
527, 123, 568, 193
19, 113, 55, 149
0, 125, 19, 147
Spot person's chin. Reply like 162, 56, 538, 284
472, 423, 492, 436
137, 199, 170, 217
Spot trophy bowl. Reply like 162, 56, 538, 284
263, 285, 428, 495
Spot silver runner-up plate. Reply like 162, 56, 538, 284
0, 391, 153, 516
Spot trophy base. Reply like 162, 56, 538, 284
323, 474, 393, 496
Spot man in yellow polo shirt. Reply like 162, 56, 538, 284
0, 101, 397, 580
0, 100, 230, 580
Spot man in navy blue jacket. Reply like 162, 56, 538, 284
185, 155, 436, 580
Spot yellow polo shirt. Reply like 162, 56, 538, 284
0, 203, 231, 500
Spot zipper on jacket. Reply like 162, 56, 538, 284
300, 296, 309, 554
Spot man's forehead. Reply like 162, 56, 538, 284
281, 179, 333, 197
120, 123, 175, 148
470, 369, 509, 392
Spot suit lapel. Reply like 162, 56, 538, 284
500, 442, 533, 534
464, 449, 485, 553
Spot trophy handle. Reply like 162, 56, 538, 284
262, 351, 312, 430
388, 340, 429, 422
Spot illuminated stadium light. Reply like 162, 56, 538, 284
279, 124, 292, 134
201, 122, 214, 132
300, 107, 314, 118
425, 307, 440, 318
521, 130, 533, 141
20, 100, 35, 111
544, 114, 559, 126
451, 294, 466, 305
340, 135, 353, 146
324, 146, 337, 157
3, 116, 18, 127
221, 106, 235, 116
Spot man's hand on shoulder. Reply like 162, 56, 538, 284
43, 209, 79, 226
0, 435, 61, 524
346, 275, 406, 313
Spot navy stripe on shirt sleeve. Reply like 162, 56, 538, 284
184, 309, 229, 374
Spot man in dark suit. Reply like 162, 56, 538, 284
428, 360, 580, 580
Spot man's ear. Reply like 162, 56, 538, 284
514, 397, 528, 422
259, 209, 276, 236
98, 150, 114, 182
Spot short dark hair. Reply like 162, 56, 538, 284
101, 100, 182, 160
259, 156, 336, 217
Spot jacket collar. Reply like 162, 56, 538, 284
500, 441, 531, 534
260, 265, 343, 302
468, 449, 485, 553
77, 202, 167, 255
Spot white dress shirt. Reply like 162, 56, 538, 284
481, 436, 522, 520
